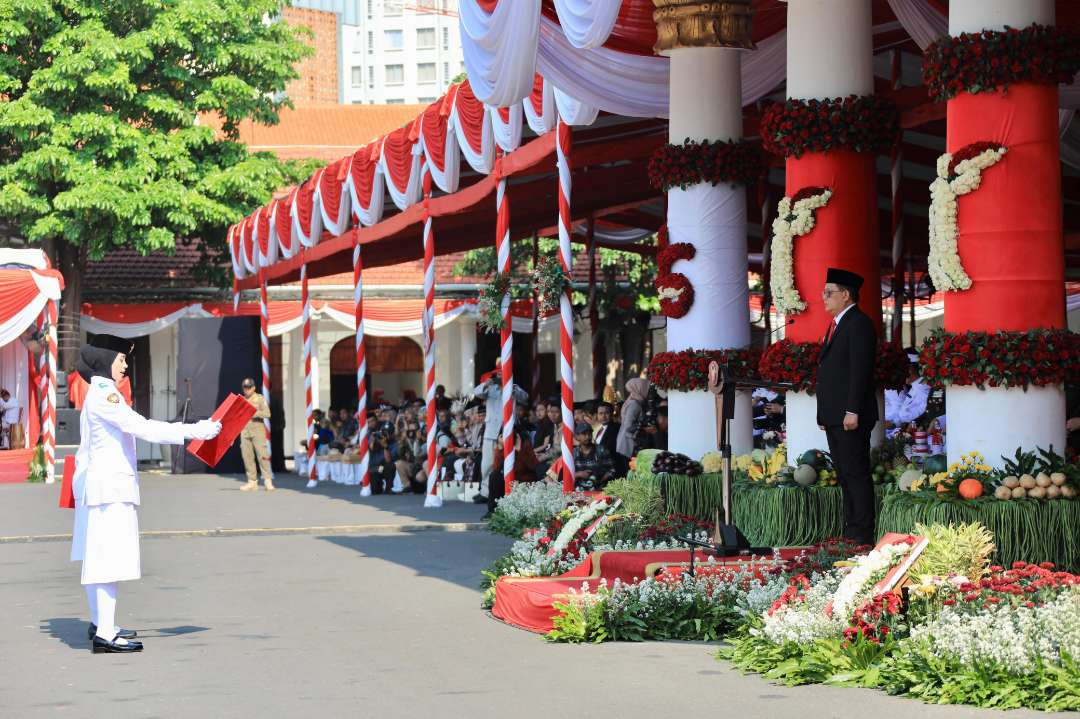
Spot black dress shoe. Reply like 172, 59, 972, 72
88, 623, 137, 640
472, 494, 488, 504
92, 636, 143, 653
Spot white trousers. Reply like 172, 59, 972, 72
86, 582, 118, 640
480, 438, 498, 495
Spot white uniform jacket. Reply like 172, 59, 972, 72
884, 378, 931, 428
473, 380, 528, 441
73, 376, 188, 508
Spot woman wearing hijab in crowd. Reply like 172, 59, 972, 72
70, 335, 221, 654
614, 378, 650, 476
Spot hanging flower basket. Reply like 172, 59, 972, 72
648, 138, 765, 192
918, 328, 1080, 390
530, 256, 570, 315
760, 95, 899, 159
923, 24, 1080, 102
477, 272, 512, 333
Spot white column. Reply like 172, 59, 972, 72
786, 391, 884, 464
949, 0, 1052, 34
459, 319, 476, 392
665, 47, 752, 458
285, 325, 305, 457
946, 386, 1065, 469
435, 323, 459, 395
786, 0, 873, 100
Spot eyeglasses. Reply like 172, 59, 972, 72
821, 288, 843, 298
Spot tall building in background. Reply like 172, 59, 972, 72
289, 0, 464, 106
282, 5, 342, 105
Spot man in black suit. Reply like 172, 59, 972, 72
816, 268, 878, 544
593, 401, 620, 459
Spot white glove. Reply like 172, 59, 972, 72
186, 419, 222, 441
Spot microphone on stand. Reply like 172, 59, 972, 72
769, 318, 795, 337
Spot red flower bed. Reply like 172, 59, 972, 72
923, 24, 1080, 102
759, 340, 910, 393
941, 561, 1080, 613
760, 95, 899, 159
845, 592, 903, 645
648, 138, 764, 192
918, 328, 1080, 389
647, 347, 761, 392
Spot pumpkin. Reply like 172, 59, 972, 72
958, 478, 984, 500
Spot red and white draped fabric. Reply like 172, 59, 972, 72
421, 170, 441, 508
258, 273, 272, 456
254, 206, 278, 268
353, 241, 371, 496
495, 169, 517, 491
551, 0, 624, 49
273, 190, 300, 259
42, 300, 57, 481
292, 171, 324, 248
419, 90, 462, 194
531, 235, 542, 401
240, 213, 258, 276
451, 81, 495, 174
302, 264, 316, 484
228, 225, 247, 281
553, 87, 600, 127
555, 121, 575, 492
380, 124, 424, 211
0, 267, 63, 347
317, 158, 352, 237
346, 143, 386, 227
489, 104, 524, 153
459, 0, 541, 107
81, 302, 210, 338
523, 74, 557, 135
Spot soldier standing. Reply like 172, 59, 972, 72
238, 378, 274, 491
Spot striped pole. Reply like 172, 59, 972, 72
302, 263, 317, 486
232, 276, 240, 313
258, 272, 272, 462
422, 169, 442, 508
531, 234, 541, 402
587, 218, 602, 399
556, 120, 575, 492
890, 48, 906, 344
496, 170, 517, 493
44, 300, 57, 481
354, 238, 371, 495
35, 311, 46, 453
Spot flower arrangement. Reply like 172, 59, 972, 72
828, 539, 914, 620
488, 481, 586, 538
645, 346, 761, 392
913, 451, 995, 496
769, 187, 832, 314
655, 242, 695, 318
918, 327, 1080, 390
477, 272, 511, 333
530, 256, 570, 315
927, 142, 1007, 292
648, 138, 765, 192
759, 340, 910, 393
922, 24, 1080, 102
760, 95, 899, 159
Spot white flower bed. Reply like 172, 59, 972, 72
493, 481, 584, 528
761, 571, 845, 644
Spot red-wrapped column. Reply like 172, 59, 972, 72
939, 0, 1065, 465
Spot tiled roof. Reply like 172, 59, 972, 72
85, 244, 208, 294
199, 104, 427, 162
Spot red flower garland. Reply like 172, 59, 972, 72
655, 242, 696, 319
923, 24, 1080, 102
759, 340, 909, 394
648, 138, 765, 192
918, 328, 1080, 390
760, 95, 899, 159
647, 347, 761, 392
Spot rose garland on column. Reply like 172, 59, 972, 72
759, 340, 909, 393
918, 328, 1080, 389
760, 95, 899, 159
927, 142, 1007, 292
646, 347, 761, 392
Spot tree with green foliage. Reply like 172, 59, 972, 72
0, 0, 317, 366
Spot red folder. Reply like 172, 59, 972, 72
59, 455, 75, 509
186, 393, 258, 468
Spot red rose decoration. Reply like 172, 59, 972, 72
761, 95, 899, 159
919, 328, 1080, 389
648, 139, 764, 192
647, 347, 761, 392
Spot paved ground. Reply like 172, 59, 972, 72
0, 472, 1058, 718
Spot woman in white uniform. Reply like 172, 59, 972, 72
70, 336, 221, 654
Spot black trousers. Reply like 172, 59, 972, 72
369, 461, 395, 494
824, 424, 875, 544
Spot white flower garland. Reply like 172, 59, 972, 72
770, 189, 833, 315
927, 145, 1006, 292
829, 541, 912, 620
551, 498, 610, 554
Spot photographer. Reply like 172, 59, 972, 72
394, 420, 426, 493
368, 430, 397, 495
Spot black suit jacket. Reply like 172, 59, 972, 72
816, 305, 878, 427
595, 421, 620, 457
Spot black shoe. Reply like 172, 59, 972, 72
481, 511, 493, 520
88, 623, 137, 641
92, 636, 143, 653
472, 494, 488, 504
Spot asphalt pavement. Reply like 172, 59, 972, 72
0, 472, 1055, 718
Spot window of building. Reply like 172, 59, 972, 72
351, 66, 364, 87
367, 0, 373, 17
384, 29, 403, 50
385, 0, 403, 16
418, 96, 436, 103
367, 31, 374, 53
368, 66, 375, 88
386, 98, 405, 104
442, 27, 449, 50
417, 62, 436, 84
385, 64, 404, 85
442, 62, 449, 82
417, 27, 436, 49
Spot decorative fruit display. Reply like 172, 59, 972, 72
635, 449, 663, 475
958, 478, 984, 499
799, 449, 827, 470
923, 454, 947, 475
899, 468, 923, 491
992, 447, 1080, 501
1019, 474, 1036, 490
652, 451, 703, 477
794, 464, 818, 486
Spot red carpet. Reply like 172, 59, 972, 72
0, 449, 33, 483
492, 548, 808, 634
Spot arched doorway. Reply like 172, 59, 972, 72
329, 335, 423, 410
